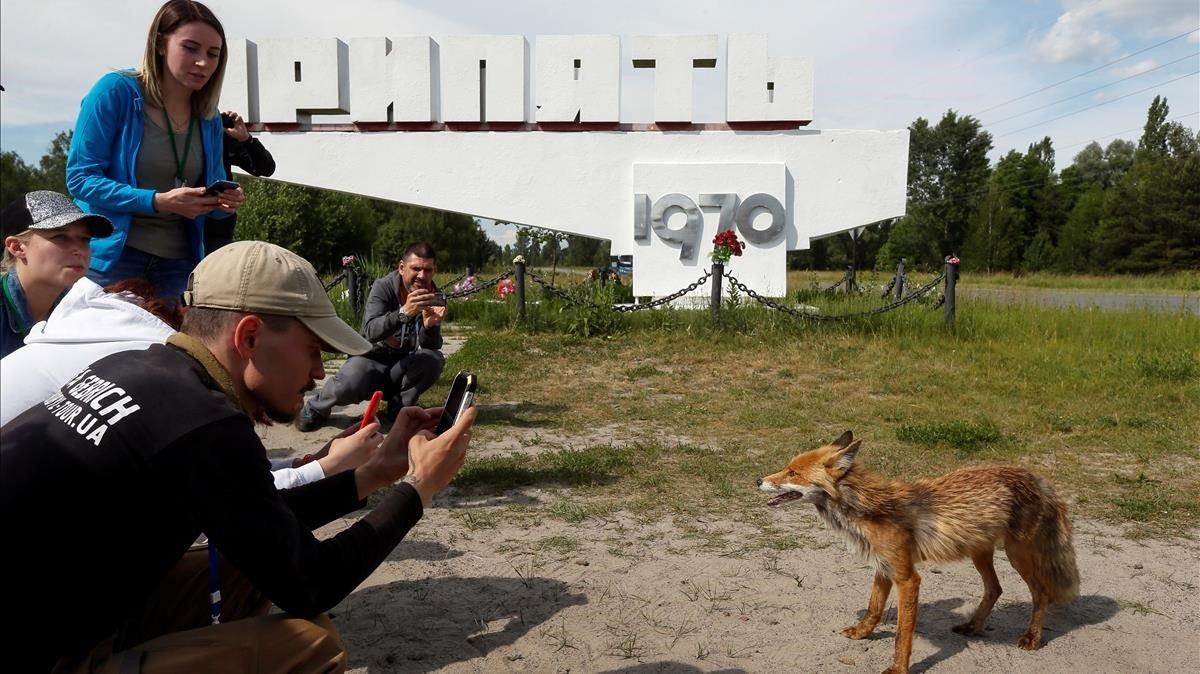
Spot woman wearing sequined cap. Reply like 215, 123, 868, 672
1, 191, 112, 358
66, 0, 246, 302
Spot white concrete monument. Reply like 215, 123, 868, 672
221, 33, 908, 297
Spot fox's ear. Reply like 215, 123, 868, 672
830, 430, 854, 449
828, 439, 862, 473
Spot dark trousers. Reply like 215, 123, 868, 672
204, 215, 237, 256
307, 348, 444, 418
55, 548, 345, 674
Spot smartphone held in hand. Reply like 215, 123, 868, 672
435, 371, 477, 434
204, 179, 240, 195
360, 390, 383, 429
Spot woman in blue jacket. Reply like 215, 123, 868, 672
67, 0, 245, 301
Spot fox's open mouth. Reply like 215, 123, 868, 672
767, 491, 806, 507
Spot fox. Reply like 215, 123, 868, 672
758, 431, 1079, 674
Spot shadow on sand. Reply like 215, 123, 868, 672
340, 574, 586, 672
846, 594, 1121, 673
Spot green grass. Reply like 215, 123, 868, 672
453, 446, 634, 493
535, 535, 581, 554
896, 420, 1011, 456
1134, 351, 1198, 382
788, 268, 1200, 294
961, 270, 1200, 293
434, 295, 1198, 537
1112, 473, 1199, 531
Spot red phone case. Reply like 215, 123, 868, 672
360, 390, 383, 429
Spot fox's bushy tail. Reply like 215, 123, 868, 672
1030, 478, 1080, 604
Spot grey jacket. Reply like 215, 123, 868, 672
361, 270, 443, 360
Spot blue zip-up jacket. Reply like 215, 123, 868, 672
66, 71, 230, 272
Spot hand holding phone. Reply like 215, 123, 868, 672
435, 371, 478, 435
204, 179, 240, 196
361, 390, 384, 429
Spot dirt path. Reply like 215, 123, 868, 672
259, 390, 1200, 673
313, 500, 1198, 673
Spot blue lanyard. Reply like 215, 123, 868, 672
207, 542, 221, 624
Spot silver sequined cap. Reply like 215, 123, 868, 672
2, 190, 113, 238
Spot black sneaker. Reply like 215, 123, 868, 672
377, 398, 402, 425
296, 404, 327, 432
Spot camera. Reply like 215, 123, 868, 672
430, 291, 447, 307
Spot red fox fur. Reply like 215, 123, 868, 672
758, 431, 1079, 674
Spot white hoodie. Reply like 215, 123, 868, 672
0, 278, 173, 427
0, 278, 323, 490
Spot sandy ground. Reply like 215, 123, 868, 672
256, 342, 1200, 673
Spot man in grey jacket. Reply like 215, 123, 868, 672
298, 242, 446, 431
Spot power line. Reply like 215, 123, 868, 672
985, 52, 1200, 126
866, 0, 1107, 107
994, 70, 1198, 138
1058, 111, 1198, 150
974, 27, 1199, 115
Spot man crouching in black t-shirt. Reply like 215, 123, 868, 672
0, 241, 476, 673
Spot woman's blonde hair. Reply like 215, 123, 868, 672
137, 0, 228, 119
2, 230, 34, 271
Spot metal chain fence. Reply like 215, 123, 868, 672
441, 271, 468, 291
613, 272, 713, 312
445, 271, 514, 299
724, 269, 947, 322
325, 255, 956, 327
527, 270, 714, 313
322, 271, 346, 292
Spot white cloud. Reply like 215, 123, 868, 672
1073, 0, 1200, 39
1111, 59, 1159, 77
1033, 9, 1120, 63
1033, 0, 1199, 65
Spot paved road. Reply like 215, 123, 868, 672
960, 286, 1199, 315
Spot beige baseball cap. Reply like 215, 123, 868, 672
183, 241, 371, 355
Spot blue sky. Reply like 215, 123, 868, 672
2, 0, 1196, 247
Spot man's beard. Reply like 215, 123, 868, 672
260, 381, 316, 424
264, 405, 298, 424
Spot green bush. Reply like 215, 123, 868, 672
896, 420, 1009, 454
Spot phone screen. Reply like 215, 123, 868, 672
435, 371, 477, 434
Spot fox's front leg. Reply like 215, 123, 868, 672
842, 572, 893, 639
883, 566, 921, 674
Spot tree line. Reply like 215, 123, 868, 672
804, 95, 1199, 273
4, 94, 1195, 274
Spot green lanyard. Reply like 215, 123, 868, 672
1, 273, 30, 335
164, 109, 196, 188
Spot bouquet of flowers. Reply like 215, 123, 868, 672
709, 230, 745, 264
341, 255, 357, 268
453, 274, 477, 299
497, 278, 517, 299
